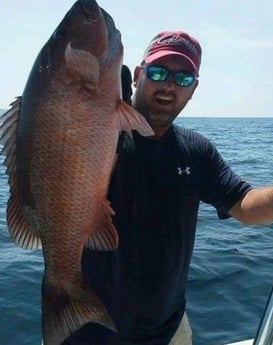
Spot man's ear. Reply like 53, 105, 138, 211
133, 66, 142, 87
189, 79, 199, 99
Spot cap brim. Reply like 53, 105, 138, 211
144, 50, 198, 75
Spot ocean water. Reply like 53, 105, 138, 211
0, 117, 272, 345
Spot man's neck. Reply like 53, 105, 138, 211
151, 126, 170, 139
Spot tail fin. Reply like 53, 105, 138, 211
42, 280, 116, 345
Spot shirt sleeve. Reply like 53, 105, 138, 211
199, 141, 253, 219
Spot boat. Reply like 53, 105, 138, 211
227, 340, 253, 345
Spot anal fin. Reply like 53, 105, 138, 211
7, 192, 42, 249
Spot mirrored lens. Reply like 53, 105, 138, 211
175, 72, 195, 87
147, 66, 168, 81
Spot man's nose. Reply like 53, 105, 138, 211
164, 75, 176, 89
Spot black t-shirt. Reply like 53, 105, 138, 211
64, 124, 252, 345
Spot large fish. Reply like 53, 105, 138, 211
0, 0, 153, 344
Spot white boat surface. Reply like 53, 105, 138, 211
226, 340, 253, 345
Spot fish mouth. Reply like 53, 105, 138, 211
55, 0, 103, 38
72, 0, 123, 62
79, 0, 102, 22
52, 0, 122, 65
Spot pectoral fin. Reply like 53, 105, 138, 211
65, 42, 100, 90
86, 199, 118, 251
117, 100, 154, 137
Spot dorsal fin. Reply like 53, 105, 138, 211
0, 98, 42, 249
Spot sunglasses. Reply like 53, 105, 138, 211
142, 65, 196, 87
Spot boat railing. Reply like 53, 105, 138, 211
253, 286, 273, 345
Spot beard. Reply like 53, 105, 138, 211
132, 87, 188, 129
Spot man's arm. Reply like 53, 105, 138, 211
229, 186, 273, 225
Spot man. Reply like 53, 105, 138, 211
64, 31, 273, 345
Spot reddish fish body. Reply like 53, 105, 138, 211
0, 1, 153, 344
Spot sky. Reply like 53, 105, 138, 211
1, 0, 273, 117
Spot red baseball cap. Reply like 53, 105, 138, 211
142, 31, 202, 75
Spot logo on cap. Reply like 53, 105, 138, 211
156, 35, 199, 58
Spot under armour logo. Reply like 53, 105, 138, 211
178, 166, 191, 175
